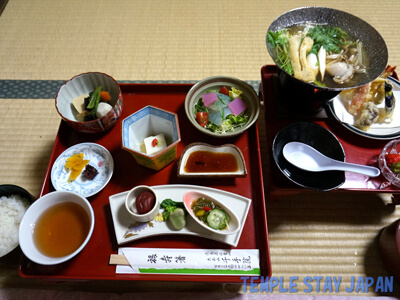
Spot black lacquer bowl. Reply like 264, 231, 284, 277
272, 122, 346, 191
266, 6, 388, 92
0, 184, 35, 258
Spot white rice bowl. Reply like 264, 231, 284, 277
0, 194, 30, 257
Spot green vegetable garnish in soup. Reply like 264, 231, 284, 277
191, 197, 230, 230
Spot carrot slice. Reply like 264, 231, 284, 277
100, 91, 112, 101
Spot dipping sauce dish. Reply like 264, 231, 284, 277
177, 143, 247, 178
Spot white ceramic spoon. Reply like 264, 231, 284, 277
282, 141, 380, 177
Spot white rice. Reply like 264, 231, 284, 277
0, 194, 30, 257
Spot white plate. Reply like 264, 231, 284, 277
51, 143, 114, 197
109, 184, 251, 247
328, 77, 400, 140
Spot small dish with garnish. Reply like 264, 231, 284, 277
51, 143, 114, 197
183, 190, 240, 235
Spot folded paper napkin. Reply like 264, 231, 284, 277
115, 248, 260, 276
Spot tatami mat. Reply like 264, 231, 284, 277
1, 0, 400, 297
0, 0, 399, 81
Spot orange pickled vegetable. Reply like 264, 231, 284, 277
100, 91, 111, 101
65, 153, 89, 182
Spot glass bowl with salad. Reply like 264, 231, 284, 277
184, 76, 260, 137
379, 139, 400, 188
55, 72, 123, 133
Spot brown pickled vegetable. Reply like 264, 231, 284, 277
135, 190, 155, 214
83, 165, 98, 180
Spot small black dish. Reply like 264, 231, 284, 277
0, 184, 35, 203
272, 122, 346, 191
0, 184, 35, 258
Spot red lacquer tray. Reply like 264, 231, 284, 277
260, 65, 400, 200
19, 83, 271, 283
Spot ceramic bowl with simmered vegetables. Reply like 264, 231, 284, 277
185, 76, 260, 137
55, 72, 123, 133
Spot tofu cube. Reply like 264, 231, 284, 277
143, 134, 167, 155
72, 94, 89, 114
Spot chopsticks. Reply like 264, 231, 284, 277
109, 254, 129, 266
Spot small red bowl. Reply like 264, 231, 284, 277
55, 72, 123, 133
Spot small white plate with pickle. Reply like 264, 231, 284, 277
51, 142, 114, 197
